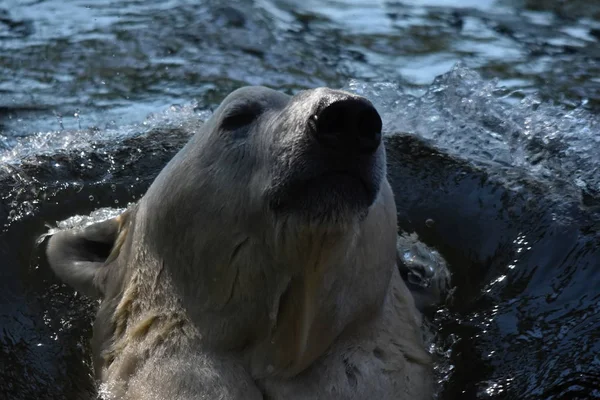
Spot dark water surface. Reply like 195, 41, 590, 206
1, 0, 599, 399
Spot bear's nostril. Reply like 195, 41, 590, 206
312, 98, 382, 154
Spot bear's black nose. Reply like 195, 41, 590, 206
311, 97, 382, 155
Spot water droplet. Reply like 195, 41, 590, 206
22, 201, 33, 214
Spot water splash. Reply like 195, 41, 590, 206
0, 100, 204, 166
346, 63, 600, 198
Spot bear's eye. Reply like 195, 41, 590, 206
221, 104, 262, 133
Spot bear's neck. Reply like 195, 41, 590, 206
132, 186, 397, 379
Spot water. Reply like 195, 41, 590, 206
1, 0, 599, 399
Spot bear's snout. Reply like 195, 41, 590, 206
310, 97, 382, 155
264, 89, 387, 220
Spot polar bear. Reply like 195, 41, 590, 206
46, 86, 434, 399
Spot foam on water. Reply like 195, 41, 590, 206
36, 206, 129, 248
0, 100, 206, 166
346, 63, 600, 199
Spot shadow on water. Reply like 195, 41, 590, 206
386, 134, 600, 399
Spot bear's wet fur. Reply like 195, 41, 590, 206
46, 86, 435, 399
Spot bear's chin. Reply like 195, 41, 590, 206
268, 171, 381, 224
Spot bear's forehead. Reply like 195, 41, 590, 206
219, 86, 367, 116
287, 87, 368, 114
219, 86, 290, 112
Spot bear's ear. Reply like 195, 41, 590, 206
45, 211, 131, 299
